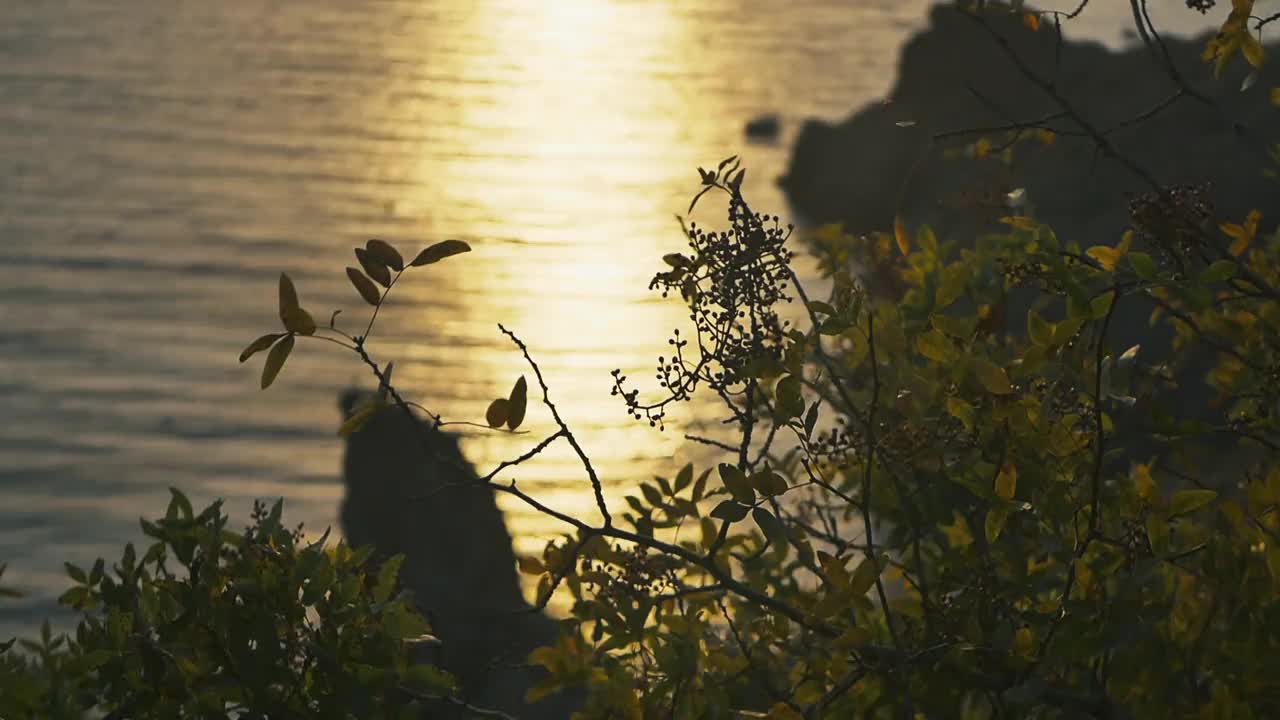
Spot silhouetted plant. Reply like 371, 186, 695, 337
3, 2, 1280, 718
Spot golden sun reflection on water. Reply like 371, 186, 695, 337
399, 1, 731, 552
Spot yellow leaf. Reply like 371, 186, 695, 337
1086, 245, 1120, 271
1272, 87, 1280, 105
1000, 215, 1038, 231
1132, 463, 1155, 501
973, 137, 992, 159
1222, 210, 1261, 256
338, 399, 385, 437
946, 396, 976, 431
1242, 33, 1265, 68
973, 358, 1013, 395
1169, 489, 1217, 518
767, 703, 805, 720
1015, 627, 1035, 657
986, 505, 1009, 542
1036, 128, 1056, 145
943, 512, 973, 548
849, 553, 886, 596
893, 216, 910, 256
995, 463, 1017, 500
1023, 12, 1040, 31
1266, 545, 1280, 589
1074, 558, 1093, 596
916, 329, 951, 362
260, 334, 294, 389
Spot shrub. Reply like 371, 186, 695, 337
4, 3, 1279, 717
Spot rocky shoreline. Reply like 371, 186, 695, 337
779, 5, 1278, 245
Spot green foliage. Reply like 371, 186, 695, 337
0, 493, 453, 719
5, 4, 1280, 713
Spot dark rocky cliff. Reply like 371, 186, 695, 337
780, 4, 1278, 244
338, 391, 580, 718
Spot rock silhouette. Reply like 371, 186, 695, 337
780, 4, 1277, 245
338, 390, 580, 718
780, 4, 1278, 460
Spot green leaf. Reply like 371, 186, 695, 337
931, 313, 975, 338
411, 239, 472, 266
64, 562, 87, 584
168, 487, 194, 521
973, 358, 1013, 395
995, 463, 1017, 500
710, 500, 749, 523
1199, 259, 1237, 283
355, 247, 392, 287
752, 507, 787, 548
1128, 252, 1157, 280
261, 334, 294, 389
506, 375, 528, 430
719, 463, 756, 504
346, 267, 382, 306
239, 333, 285, 363
946, 396, 976, 431
1089, 292, 1113, 320
485, 398, 510, 428
916, 329, 950, 362
374, 554, 405, 603
278, 273, 300, 325
1146, 516, 1168, 557
848, 555, 884, 596
1168, 489, 1217, 518
366, 239, 404, 272
1027, 310, 1052, 346
985, 505, 1010, 543
1052, 317, 1086, 346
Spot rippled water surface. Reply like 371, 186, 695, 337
0, 0, 1208, 636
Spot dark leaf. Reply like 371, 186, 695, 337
718, 463, 756, 504
240, 333, 285, 363
355, 247, 392, 287
674, 463, 694, 494
752, 507, 786, 547
411, 240, 472, 266
366, 239, 404, 272
506, 376, 528, 430
709, 500, 749, 523
486, 398, 510, 428
346, 267, 383, 306
278, 273, 300, 325
282, 307, 317, 336
261, 334, 295, 389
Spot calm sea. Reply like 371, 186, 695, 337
0, 1, 1206, 638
